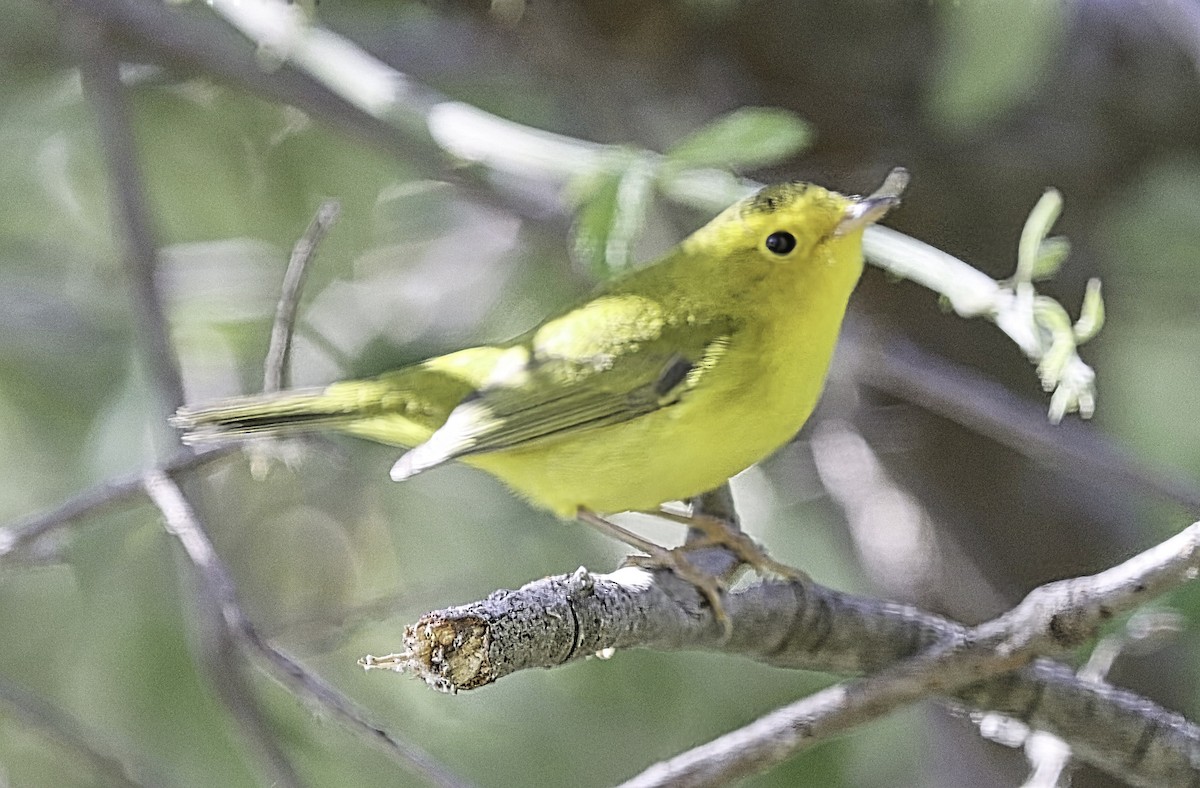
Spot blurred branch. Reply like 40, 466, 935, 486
0, 446, 235, 561
841, 328, 1200, 511
75, 16, 185, 427
1145, 0, 1200, 78
264, 200, 340, 393
978, 609, 1186, 788
145, 470, 473, 788
0, 677, 151, 786
143, 471, 303, 788
58, 0, 441, 165
365, 522, 1200, 786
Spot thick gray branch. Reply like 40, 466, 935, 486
368, 524, 1200, 786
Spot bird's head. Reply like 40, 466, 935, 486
680, 168, 908, 302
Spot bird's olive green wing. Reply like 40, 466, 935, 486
390, 295, 735, 480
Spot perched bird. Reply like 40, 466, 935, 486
173, 168, 907, 624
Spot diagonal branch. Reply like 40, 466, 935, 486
145, 470, 472, 788
75, 16, 185, 424
619, 522, 1200, 786
143, 471, 302, 788
0, 676, 153, 787
842, 328, 1200, 511
367, 522, 1200, 786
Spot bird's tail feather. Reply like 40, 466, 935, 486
171, 386, 374, 445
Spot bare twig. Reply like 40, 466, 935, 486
144, 477, 469, 787
239, 624, 473, 788
75, 18, 185, 424
264, 200, 340, 393
256, 196, 474, 786
0, 676, 152, 786
143, 471, 302, 788
0, 446, 235, 561
369, 523, 1200, 786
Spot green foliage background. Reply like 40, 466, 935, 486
1, 1, 1199, 786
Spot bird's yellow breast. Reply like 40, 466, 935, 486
467, 241, 859, 517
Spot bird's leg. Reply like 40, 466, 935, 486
576, 508, 731, 634
654, 507, 811, 584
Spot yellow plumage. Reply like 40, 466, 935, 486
173, 171, 906, 518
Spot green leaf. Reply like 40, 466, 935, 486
1032, 236, 1071, 280
571, 170, 622, 277
1016, 188, 1063, 284
665, 107, 812, 172
570, 155, 656, 277
1073, 278, 1104, 344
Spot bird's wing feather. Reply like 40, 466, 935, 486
391, 300, 734, 480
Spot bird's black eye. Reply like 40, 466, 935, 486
765, 231, 796, 255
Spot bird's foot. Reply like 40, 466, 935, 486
576, 508, 732, 635
654, 508, 810, 585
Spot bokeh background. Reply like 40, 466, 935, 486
2, 0, 1200, 786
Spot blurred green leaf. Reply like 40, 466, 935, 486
664, 107, 812, 172
1073, 278, 1104, 344
570, 154, 655, 276
571, 169, 622, 277
371, 180, 457, 246
930, 0, 1064, 131
1032, 236, 1071, 280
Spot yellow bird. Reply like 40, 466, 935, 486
173, 168, 907, 619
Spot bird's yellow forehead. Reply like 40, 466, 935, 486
741, 182, 847, 223
679, 179, 858, 262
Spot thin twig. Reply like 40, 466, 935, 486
75, 18, 186, 424
240, 625, 474, 788
264, 200, 340, 393
0, 446, 235, 561
142, 473, 472, 787
0, 676, 151, 786
256, 200, 473, 786
143, 471, 302, 788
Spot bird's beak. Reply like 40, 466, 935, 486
836, 167, 909, 236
